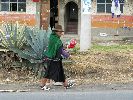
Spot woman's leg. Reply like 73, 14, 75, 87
40, 60, 51, 90
40, 78, 50, 90
46, 79, 50, 84
40, 78, 48, 87
63, 80, 67, 87
63, 79, 74, 89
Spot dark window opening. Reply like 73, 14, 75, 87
97, 0, 105, 3
1, 0, 26, 12
106, 0, 112, 3
97, 0, 124, 13
18, 0, 26, 2
18, 3, 26, 12
1, 0, 9, 2
120, 0, 124, 3
10, 0, 17, 2
10, 3, 17, 11
1, 3, 9, 11
106, 4, 112, 13
97, 4, 105, 13
120, 4, 124, 13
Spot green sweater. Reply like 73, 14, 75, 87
44, 32, 62, 59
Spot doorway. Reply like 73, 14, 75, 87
50, 0, 58, 29
65, 1, 78, 34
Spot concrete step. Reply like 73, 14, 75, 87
67, 22, 78, 24
65, 31, 78, 34
65, 22, 78, 35
66, 29, 77, 32
66, 25, 77, 28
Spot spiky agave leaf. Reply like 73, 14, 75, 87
9, 26, 51, 63
4, 23, 14, 48
0, 22, 26, 49
24, 27, 50, 60
16, 24, 26, 48
25, 27, 40, 55
0, 28, 9, 48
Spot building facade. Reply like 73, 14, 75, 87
0, 0, 133, 35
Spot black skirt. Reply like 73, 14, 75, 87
44, 60, 66, 82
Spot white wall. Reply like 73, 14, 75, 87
123, 0, 133, 15
26, 0, 37, 14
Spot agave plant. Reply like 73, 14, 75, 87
0, 22, 26, 49
8, 26, 52, 77
10, 26, 52, 63
0, 22, 52, 77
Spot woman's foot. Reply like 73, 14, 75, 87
64, 83, 74, 89
41, 85, 50, 91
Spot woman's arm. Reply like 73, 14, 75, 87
61, 48, 70, 58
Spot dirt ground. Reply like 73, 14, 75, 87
0, 41, 133, 92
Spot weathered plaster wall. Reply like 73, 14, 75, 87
26, 0, 37, 14
0, 0, 37, 26
123, 0, 133, 15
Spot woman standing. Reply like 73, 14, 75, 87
40, 25, 73, 90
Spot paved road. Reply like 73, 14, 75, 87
0, 91, 133, 100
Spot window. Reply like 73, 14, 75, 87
1, 0, 26, 12
97, 0, 124, 13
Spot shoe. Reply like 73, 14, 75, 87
41, 85, 50, 91
64, 83, 74, 89
53, 82, 63, 86
46, 83, 51, 86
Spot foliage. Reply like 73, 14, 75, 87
0, 23, 51, 78
71, 43, 80, 53
7, 26, 52, 78
0, 51, 22, 70
10, 26, 51, 63
0, 22, 26, 49
122, 37, 130, 42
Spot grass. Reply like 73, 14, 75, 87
69, 43, 133, 54
91, 44, 133, 52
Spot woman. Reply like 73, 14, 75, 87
40, 25, 73, 90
